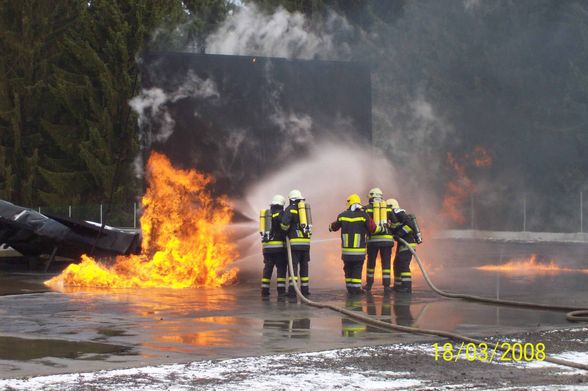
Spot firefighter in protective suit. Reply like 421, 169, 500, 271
387, 198, 422, 293
260, 195, 288, 297
329, 194, 378, 295
280, 189, 311, 296
364, 187, 395, 293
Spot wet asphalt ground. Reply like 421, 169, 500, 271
0, 239, 587, 389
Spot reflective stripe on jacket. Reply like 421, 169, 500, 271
330, 208, 377, 261
281, 202, 311, 250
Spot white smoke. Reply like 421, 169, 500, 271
372, 94, 453, 199
129, 71, 219, 177
205, 4, 352, 60
202, 4, 355, 172
463, 0, 481, 11
235, 142, 401, 284
129, 71, 219, 145
270, 111, 314, 151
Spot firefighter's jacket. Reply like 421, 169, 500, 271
262, 205, 287, 255
329, 206, 378, 262
389, 208, 417, 252
280, 201, 311, 251
365, 201, 395, 247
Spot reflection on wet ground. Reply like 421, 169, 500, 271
1, 240, 588, 378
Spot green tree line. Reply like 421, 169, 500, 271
0, 0, 232, 208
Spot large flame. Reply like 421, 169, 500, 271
46, 152, 238, 289
442, 152, 474, 225
441, 145, 492, 225
477, 255, 588, 275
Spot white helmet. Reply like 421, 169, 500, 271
386, 198, 399, 209
368, 187, 383, 199
271, 194, 286, 206
288, 189, 303, 200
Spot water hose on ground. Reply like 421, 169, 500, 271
285, 238, 588, 371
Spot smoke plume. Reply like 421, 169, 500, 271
205, 4, 352, 60
129, 71, 219, 177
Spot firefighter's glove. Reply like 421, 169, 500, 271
416, 233, 423, 244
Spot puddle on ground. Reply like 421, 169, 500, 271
0, 273, 50, 296
0, 336, 131, 360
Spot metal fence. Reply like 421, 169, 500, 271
27, 191, 587, 233
465, 191, 585, 233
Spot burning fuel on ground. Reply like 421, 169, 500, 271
477, 254, 588, 275
46, 152, 238, 289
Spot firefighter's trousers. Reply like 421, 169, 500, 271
343, 259, 364, 294
365, 245, 392, 288
288, 249, 310, 295
261, 252, 288, 295
393, 246, 413, 292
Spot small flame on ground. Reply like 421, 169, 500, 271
46, 152, 238, 289
477, 255, 588, 274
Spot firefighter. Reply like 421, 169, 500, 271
364, 187, 395, 293
329, 193, 378, 295
387, 198, 422, 293
260, 194, 288, 297
280, 189, 311, 296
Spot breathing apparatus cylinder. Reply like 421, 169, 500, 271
379, 200, 388, 225
373, 201, 381, 225
264, 209, 272, 233
298, 200, 308, 228
259, 209, 266, 236
407, 214, 423, 244
259, 209, 271, 239
305, 203, 313, 231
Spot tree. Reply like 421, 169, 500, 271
0, 0, 81, 206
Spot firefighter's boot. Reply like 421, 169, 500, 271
396, 281, 412, 294
383, 286, 395, 295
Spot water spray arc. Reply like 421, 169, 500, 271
285, 238, 588, 371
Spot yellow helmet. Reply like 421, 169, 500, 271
386, 198, 399, 209
347, 193, 362, 207
368, 187, 383, 199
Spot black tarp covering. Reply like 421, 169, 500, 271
0, 200, 140, 260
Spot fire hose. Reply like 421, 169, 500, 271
285, 237, 588, 371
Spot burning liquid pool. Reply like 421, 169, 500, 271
477, 255, 588, 275
45, 152, 238, 289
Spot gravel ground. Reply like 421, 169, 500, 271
1, 327, 587, 390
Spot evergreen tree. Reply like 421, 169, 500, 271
0, 0, 80, 206
0, 0, 187, 208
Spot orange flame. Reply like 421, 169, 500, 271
441, 146, 492, 225
477, 255, 588, 275
471, 145, 492, 168
441, 152, 475, 225
46, 152, 238, 289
